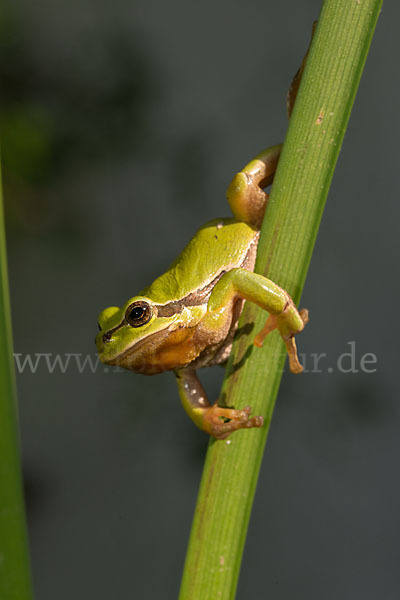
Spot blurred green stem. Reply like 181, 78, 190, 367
0, 164, 34, 598
179, 1, 382, 598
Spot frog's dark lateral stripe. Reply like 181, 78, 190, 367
102, 322, 124, 341
156, 233, 258, 317
156, 271, 226, 317
103, 271, 226, 342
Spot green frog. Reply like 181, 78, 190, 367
96, 142, 308, 439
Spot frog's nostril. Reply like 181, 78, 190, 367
103, 331, 112, 343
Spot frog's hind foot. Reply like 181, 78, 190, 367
226, 144, 282, 228
203, 404, 264, 440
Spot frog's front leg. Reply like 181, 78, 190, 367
206, 268, 309, 374
175, 368, 264, 440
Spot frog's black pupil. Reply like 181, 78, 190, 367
125, 302, 151, 327
130, 307, 144, 320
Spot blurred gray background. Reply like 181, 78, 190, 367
2, 0, 399, 598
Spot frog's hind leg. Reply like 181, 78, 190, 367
287, 21, 317, 117
175, 368, 263, 440
226, 144, 281, 228
226, 23, 317, 230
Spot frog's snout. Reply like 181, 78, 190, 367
97, 306, 120, 330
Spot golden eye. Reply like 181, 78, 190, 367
125, 301, 152, 327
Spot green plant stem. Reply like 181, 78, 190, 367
0, 165, 34, 599
179, 1, 382, 598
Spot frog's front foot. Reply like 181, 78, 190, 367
254, 304, 309, 374
201, 404, 264, 440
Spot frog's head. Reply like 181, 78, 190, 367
96, 296, 179, 372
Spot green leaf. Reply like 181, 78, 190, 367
0, 161, 34, 598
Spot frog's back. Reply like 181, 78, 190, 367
140, 218, 258, 303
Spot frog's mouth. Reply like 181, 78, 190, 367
110, 326, 168, 359
97, 319, 180, 372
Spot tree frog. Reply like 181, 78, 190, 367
96, 143, 308, 439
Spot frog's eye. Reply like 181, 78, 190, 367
125, 301, 153, 327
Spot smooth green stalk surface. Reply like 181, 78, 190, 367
0, 165, 33, 599
179, 1, 382, 598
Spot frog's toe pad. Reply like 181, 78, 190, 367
299, 308, 309, 325
203, 404, 264, 440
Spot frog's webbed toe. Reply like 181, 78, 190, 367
203, 405, 264, 440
